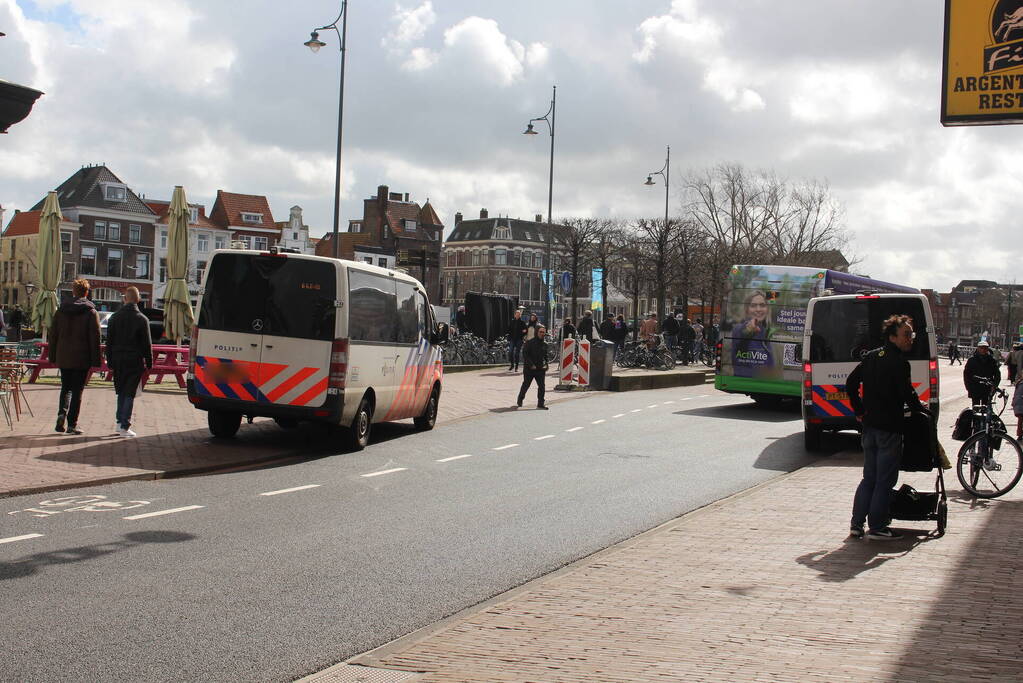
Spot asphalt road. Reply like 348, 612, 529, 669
1, 379, 851, 682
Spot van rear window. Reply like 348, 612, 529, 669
809, 298, 930, 362
198, 254, 336, 341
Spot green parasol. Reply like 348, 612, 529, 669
32, 191, 63, 337
164, 186, 194, 343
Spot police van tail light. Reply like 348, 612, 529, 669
929, 359, 939, 400
329, 338, 349, 389
803, 362, 813, 399
188, 327, 199, 375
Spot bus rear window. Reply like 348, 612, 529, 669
199, 254, 336, 341
809, 298, 930, 362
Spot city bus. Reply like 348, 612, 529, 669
714, 265, 917, 404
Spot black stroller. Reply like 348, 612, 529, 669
890, 409, 948, 537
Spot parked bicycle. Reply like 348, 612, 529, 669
615, 334, 676, 371
957, 376, 1023, 498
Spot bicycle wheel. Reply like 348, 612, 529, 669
957, 432, 1023, 498
658, 351, 676, 370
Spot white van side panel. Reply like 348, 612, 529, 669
259, 334, 331, 407
193, 329, 263, 401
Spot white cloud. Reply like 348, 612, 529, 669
438, 16, 546, 86
385, 1, 436, 47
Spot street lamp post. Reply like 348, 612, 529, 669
644, 145, 670, 316
523, 85, 556, 325
304, 2, 349, 260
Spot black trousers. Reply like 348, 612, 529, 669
58, 368, 89, 427
518, 368, 546, 406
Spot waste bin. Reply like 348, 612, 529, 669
589, 340, 616, 390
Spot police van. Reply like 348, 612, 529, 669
186, 249, 447, 450
801, 292, 939, 450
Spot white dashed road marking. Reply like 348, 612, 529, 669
612, 413, 625, 418
647, 404, 658, 408
259, 485, 321, 497
630, 409, 642, 413
592, 419, 606, 424
361, 468, 407, 478
124, 505, 205, 520
566, 427, 583, 432
664, 400, 675, 404
534, 435, 555, 441
0, 533, 43, 545
436, 454, 474, 462
493, 443, 519, 451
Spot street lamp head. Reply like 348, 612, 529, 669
523, 122, 538, 135
644, 176, 655, 186
304, 31, 327, 53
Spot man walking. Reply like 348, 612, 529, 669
517, 325, 549, 409
598, 315, 615, 342
845, 314, 924, 541
692, 318, 705, 360
680, 317, 696, 365
964, 340, 1001, 404
106, 287, 153, 437
48, 278, 102, 434
507, 309, 527, 371
948, 341, 961, 365
577, 310, 596, 342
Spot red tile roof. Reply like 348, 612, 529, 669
386, 202, 424, 234
419, 201, 443, 227
3, 210, 41, 237
209, 191, 279, 232
146, 200, 221, 229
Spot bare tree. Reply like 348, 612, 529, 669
616, 223, 655, 340
588, 219, 624, 316
558, 217, 600, 319
637, 216, 681, 319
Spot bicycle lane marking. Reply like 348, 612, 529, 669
7, 495, 153, 519
124, 505, 205, 520
0, 533, 44, 545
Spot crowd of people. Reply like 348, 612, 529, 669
0, 304, 27, 342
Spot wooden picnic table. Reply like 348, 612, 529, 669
23, 342, 190, 389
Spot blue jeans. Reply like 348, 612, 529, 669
508, 339, 523, 367
852, 425, 902, 530
115, 393, 135, 430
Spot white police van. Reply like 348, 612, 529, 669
186, 249, 447, 450
801, 292, 939, 450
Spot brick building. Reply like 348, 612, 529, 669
209, 191, 280, 252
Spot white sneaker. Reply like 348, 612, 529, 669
122, 428, 137, 438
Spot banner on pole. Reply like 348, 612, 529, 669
590, 268, 603, 313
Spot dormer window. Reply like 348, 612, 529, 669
103, 183, 127, 202
350, 222, 362, 233
494, 225, 511, 240
404, 219, 417, 231
189, 207, 199, 223
241, 212, 262, 224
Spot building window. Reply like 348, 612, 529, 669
494, 225, 511, 240
107, 248, 123, 277
103, 184, 127, 202
136, 253, 150, 279
160, 230, 168, 249
62, 262, 76, 283
189, 207, 199, 223
363, 257, 373, 264
61, 231, 72, 253
159, 258, 167, 283
254, 236, 268, 251
108, 222, 121, 242
129, 224, 141, 244
383, 225, 390, 239
241, 212, 262, 224
196, 260, 207, 284
94, 221, 107, 240
350, 222, 362, 233
495, 248, 507, 266
292, 232, 298, 240
534, 253, 542, 268
215, 235, 226, 250
197, 234, 209, 252
238, 236, 252, 249
81, 246, 97, 275
404, 219, 417, 231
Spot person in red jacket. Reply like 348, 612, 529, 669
48, 278, 102, 434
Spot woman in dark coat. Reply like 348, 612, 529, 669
105, 287, 153, 437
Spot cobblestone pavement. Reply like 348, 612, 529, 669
340, 389, 1023, 683
2, 366, 699, 497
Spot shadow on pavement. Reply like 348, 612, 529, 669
795, 529, 932, 583
0, 530, 195, 580
886, 498, 1023, 681
750, 432, 834, 471
673, 402, 802, 423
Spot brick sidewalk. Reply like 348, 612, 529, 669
1, 365, 652, 497
338, 391, 1023, 683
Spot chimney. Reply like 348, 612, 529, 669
535, 214, 543, 223
377, 185, 389, 199
480, 208, 488, 219
454, 212, 463, 226
404, 192, 409, 202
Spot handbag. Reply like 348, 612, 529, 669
952, 408, 974, 441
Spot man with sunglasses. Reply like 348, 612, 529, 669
845, 314, 925, 541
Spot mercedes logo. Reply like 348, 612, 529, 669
252, 319, 263, 332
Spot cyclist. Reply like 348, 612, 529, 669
845, 314, 925, 541
965, 341, 1001, 405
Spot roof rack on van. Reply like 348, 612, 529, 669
268, 246, 300, 255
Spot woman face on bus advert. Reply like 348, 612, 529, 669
742, 292, 769, 334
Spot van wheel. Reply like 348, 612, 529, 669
345, 398, 373, 451
208, 410, 242, 438
414, 389, 439, 431
804, 425, 822, 451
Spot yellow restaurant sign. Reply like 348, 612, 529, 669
942, 0, 1023, 125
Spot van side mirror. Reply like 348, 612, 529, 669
431, 322, 450, 345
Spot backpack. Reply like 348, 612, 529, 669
952, 408, 974, 441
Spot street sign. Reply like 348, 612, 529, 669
942, 0, 1023, 125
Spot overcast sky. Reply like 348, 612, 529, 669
2, 0, 1022, 292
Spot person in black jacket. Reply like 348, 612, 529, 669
576, 311, 595, 342
517, 325, 549, 410
560, 317, 576, 342
105, 287, 153, 437
598, 315, 615, 341
506, 309, 527, 371
964, 341, 1001, 404
845, 314, 923, 541
660, 313, 681, 352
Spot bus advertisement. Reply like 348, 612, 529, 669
715, 265, 917, 403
